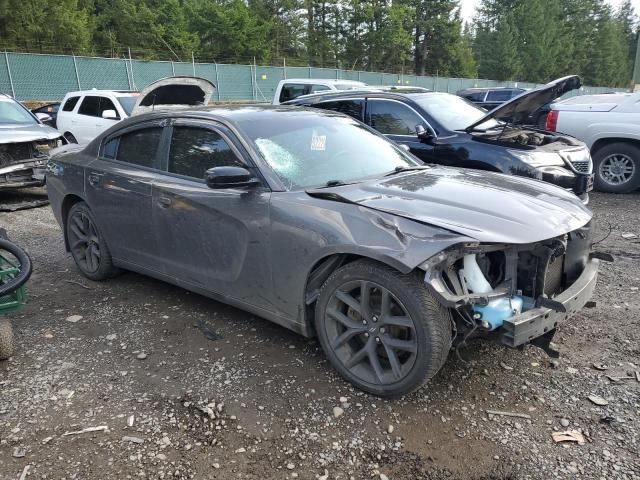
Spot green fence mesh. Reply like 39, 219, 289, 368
0, 52, 625, 102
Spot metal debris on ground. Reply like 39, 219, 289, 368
0, 199, 49, 212
19, 465, 31, 480
62, 425, 109, 436
606, 375, 634, 383
486, 409, 531, 419
64, 280, 93, 290
587, 395, 609, 406
552, 430, 586, 445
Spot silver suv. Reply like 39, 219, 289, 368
0, 94, 63, 190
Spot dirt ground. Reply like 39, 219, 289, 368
0, 188, 638, 480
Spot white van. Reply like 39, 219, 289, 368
272, 79, 367, 105
56, 77, 215, 144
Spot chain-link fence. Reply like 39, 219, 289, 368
0, 51, 625, 102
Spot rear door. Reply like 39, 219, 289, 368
151, 119, 273, 310
75, 95, 121, 144
85, 121, 166, 268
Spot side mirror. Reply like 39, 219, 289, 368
35, 112, 52, 123
102, 109, 118, 120
415, 124, 434, 141
205, 166, 260, 189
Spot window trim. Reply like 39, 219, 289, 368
159, 119, 258, 185
365, 97, 437, 138
98, 120, 168, 172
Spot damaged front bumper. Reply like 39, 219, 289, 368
500, 257, 598, 347
422, 229, 602, 351
0, 160, 47, 189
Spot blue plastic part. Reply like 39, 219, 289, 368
472, 295, 524, 331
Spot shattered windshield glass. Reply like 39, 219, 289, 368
239, 113, 420, 190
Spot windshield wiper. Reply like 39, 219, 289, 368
383, 166, 429, 177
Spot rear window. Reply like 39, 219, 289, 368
279, 84, 309, 103
62, 96, 80, 112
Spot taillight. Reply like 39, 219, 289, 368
545, 110, 559, 132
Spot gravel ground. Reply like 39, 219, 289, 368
0, 189, 639, 480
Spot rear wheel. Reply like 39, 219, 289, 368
66, 202, 120, 281
315, 260, 452, 398
593, 142, 640, 193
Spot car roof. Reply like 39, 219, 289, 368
279, 78, 365, 85
458, 87, 524, 93
63, 90, 139, 96
286, 89, 452, 104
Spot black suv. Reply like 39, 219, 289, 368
286, 76, 593, 201
457, 87, 525, 110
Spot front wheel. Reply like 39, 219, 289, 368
593, 142, 640, 193
315, 260, 452, 398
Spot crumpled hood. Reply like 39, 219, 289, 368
0, 124, 62, 144
308, 167, 592, 244
466, 75, 581, 130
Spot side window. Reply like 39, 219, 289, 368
168, 126, 244, 179
279, 84, 309, 103
99, 97, 120, 119
315, 100, 364, 121
62, 96, 80, 112
486, 90, 513, 102
309, 84, 331, 93
78, 96, 101, 117
368, 100, 425, 136
101, 127, 162, 168
463, 91, 485, 102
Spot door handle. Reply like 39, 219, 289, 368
87, 173, 102, 186
157, 196, 172, 208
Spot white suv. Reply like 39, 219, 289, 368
56, 90, 139, 144
272, 79, 367, 105
56, 77, 216, 144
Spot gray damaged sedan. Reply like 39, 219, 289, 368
1, 94, 63, 189
47, 106, 605, 397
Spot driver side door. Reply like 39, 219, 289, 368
151, 119, 274, 312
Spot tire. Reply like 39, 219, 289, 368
64, 132, 77, 144
593, 142, 640, 193
315, 260, 452, 398
0, 319, 15, 360
0, 238, 32, 297
66, 202, 120, 281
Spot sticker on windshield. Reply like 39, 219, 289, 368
310, 134, 327, 151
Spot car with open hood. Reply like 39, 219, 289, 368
286, 75, 593, 203
56, 76, 215, 145
0, 94, 64, 190
46, 105, 604, 397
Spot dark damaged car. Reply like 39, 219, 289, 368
287, 75, 594, 203
47, 106, 605, 397
0, 94, 63, 189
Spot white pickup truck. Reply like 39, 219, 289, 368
547, 92, 639, 193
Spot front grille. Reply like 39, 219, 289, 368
571, 160, 591, 173
0, 142, 33, 167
